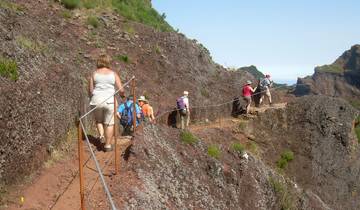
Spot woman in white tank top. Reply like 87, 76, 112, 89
89, 54, 124, 152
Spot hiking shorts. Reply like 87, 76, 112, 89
244, 96, 251, 104
91, 103, 115, 126
262, 87, 271, 97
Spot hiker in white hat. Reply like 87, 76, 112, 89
138, 95, 155, 123
176, 91, 190, 129
242, 80, 256, 114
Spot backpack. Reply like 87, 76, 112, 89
120, 102, 132, 126
176, 97, 187, 116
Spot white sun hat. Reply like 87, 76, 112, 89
138, 95, 147, 102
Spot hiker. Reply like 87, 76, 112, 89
253, 79, 262, 107
231, 97, 247, 117
89, 54, 124, 152
116, 95, 141, 136
167, 108, 178, 128
138, 95, 155, 123
177, 91, 190, 130
259, 74, 273, 106
242, 80, 256, 114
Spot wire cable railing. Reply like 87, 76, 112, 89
77, 76, 136, 210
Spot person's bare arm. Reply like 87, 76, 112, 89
88, 73, 94, 97
114, 73, 125, 97
250, 87, 256, 93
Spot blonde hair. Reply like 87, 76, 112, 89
97, 54, 111, 68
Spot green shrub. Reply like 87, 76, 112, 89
281, 150, 294, 161
112, 0, 173, 32
87, 15, 99, 28
180, 130, 198, 144
349, 99, 360, 110
208, 145, 221, 159
154, 44, 161, 54
62, 0, 80, 9
0, 57, 19, 81
61, 10, 72, 19
231, 142, 245, 154
277, 150, 294, 169
16, 36, 46, 52
238, 121, 247, 131
0, 0, 24, 11
355, 127, 360, 143
200, 88, 210, 98
82, 0, 97, 9
269, 177, 294, 210
115, 54, 130, 63
276, 158, 288, 169
315, 64, 343, 74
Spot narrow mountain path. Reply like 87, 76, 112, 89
5, 103, 286, 210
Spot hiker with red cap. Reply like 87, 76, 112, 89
177, 91, 190, 130
242, 80, 256, 114
259, 74, 273, 106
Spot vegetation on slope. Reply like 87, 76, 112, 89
315, 64, 344, 74
239, 65, 264, 80
61, 0, 173, 32
0, 57, 18, 81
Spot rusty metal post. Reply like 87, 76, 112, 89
132, 79, 137, 132
77, 121, 85, 210
114, 96, 120, 174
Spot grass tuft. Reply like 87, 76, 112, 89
269, 177, 294, 210
115, 54, 130, 63
231, 142, 245, 154
277, 149, 294, 169
208, 145, 221, 159
180, 130, 198, 145
16, 36, 46, 53
62, 0, 80, 10
86, 15, 99, 28
61, 10, 72, 19
0, 57, 18, 81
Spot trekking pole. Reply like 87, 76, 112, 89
114, 96, 120, 175
132, 79, 136, 132
77, 120, 86, 210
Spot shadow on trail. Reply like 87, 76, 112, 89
86, 135, 105, 152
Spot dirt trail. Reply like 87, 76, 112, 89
6, 138, 131, 210
4, 103, 286, 210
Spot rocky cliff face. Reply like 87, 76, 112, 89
294, 45, 360, 104
0, 0, 253, 191
110, 124, 331, 210
249, 95, 360, 210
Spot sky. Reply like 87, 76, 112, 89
152, 0, 360, 84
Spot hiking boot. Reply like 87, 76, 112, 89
104, 144, 113, 152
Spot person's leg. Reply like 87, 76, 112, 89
103, 103, 115, 150
259, 94, 264, 105
93, 106, 105, 139
180, 115, 185, 130
245, 97, 251, 114
186, 112, 190, 128
96, 123, 104, 138
266, 88, 272, 104
104, 125, 114, 146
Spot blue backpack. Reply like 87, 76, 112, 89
120, 102, 133, 126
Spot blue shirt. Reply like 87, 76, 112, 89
117, 100, 141, 125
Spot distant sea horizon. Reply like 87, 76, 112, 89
275, 79, 297, 86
